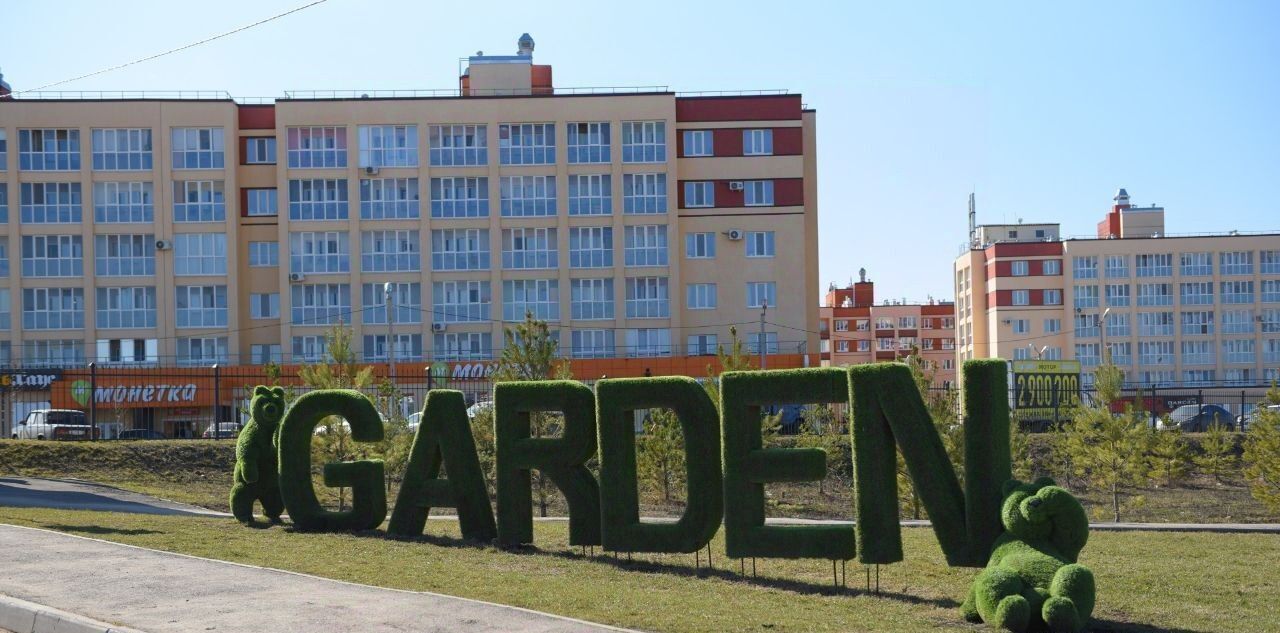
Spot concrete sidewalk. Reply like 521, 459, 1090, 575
0, 524, 630, 633
0, 478, 224, 517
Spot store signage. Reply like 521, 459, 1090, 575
66, 380, 200, 407
0, 370, 63, 390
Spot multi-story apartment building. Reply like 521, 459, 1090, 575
818, 269, 957, 387
957, 188, 1280, 389
0, 36, 819, 368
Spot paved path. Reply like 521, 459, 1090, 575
0, 478, 223, 517
0, 524, 628, 633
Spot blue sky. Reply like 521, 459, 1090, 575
3, 0, 1277, 302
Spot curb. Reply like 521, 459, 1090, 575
0, 595, 147, 633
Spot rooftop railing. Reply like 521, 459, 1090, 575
282, 85, 671, 99
9, 90, 237, 101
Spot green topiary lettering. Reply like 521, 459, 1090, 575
388, 390, 496, 541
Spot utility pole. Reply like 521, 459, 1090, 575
384, 282, 397, 384
759, 301, 767, 370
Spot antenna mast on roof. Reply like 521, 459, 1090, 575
968, 192, 977, 248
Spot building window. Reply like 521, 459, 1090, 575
1136, 253, 1173, 277
567, 122, 610, 164
1075, 343, 1102, 368
20, 182, 82, 223
1263, 279, 1280, 303
289, 231, 349, 274
1072, 256, 1098, 279
747, 332, 779, 354
245, 188, 278, 217
1106, 313, 1130, 338
622, 121, 666, 163
363, 334, 424, 362
689, 334, 719, 356
1221, 281, 1254, 304
1179, 252, 1213, 276
1011, 319, 1030, 334
360, 178, 419, 220
244, 137, 276, 165
431, 228, 490, 271
1223, 339, 1256, 364
625, 277, 670, 318
1181, 310, 1215, 336
358, 125, 417, 167
171, 127, 225, 169
177, 337, 229, 366
746, 231, 776, 257
249, 292, 280, 319
1225, 368, 1255, 386
501, 176, 557, 217
1137, 283, 1173, 306
1109, 342, 1132, 366
287, 126, 347, 168
569, 329, 614, 358
568, 174, 612, 215
174, 233, 227, 275
1137, 312, 1175, 337
876, 318, 894, 330
0, 130, 6, 170
503, 279, 560, 321
686, 283, 718, 310
569, 227, 613, 268
503, 227, 557, 269
1181, 341, 1214, 366
173, 180, 226, 222
856, 319, 871, 331
499, 123, 555, 165
1137, 371, 1176, 387
21, 235, 83, 277
859, 339, 874, 351
434, 332, 493, 361
0, 183, 7, 223
686, 233, 716, 259
1104, 255, 1128, 278
95, 234, 155, 276
1261, 250, 1280, 274
1073, 285, 1099, 309
94, 181, 153, 223
1221, 309, 1255, 334
22, 340, 85, 367
20, 129, 81, 170
291, 335, 328, 362
92, 128, 152, 171
1074, 314, 1100, 338
1011, 260, 1029, 276
1180, 282, 1214, 305
1042, 259, 1062, 276
288, 179, 348, 221
96, 287, 157, 328
23, 288, 85, 330
1221, 251, 1254, 276
743, 129, 773, 156
361, 230, 420, 272
683, 130, 713, 157
361, 282, 421, 325
571, 279, 614, 320
248, 239, 279, 265
1043, 289, 1063, 305
624, 225, 668, 267
623, 173, 668, 214
175, 285, 228, 327
430, 125, 487, 166
1263, 308, 1280, 334
431, 177, 488, 218
744, 180, 774, 206
624, 328, 671, 357
96, 338, 157, 365
1011, 290, 1030, 306
684, 181, 715, 208
251, 344, 284, 364
434, 281, 491, 323
290, 283, 351, 326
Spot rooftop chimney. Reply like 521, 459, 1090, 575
460, 34, 552, 96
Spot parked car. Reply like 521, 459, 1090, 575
1239, 404, 1280, 430
467, 400, 494, 419
1159, 404, 1235, 432
118, 429, 167, 440
406, 412, 422, 433
12, 409, 96, 440
202, 422, 243, 439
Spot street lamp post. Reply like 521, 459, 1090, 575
1100, 307, 1112, 364
384, 282, 396, 384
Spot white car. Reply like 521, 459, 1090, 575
13, 409, 94, 440
467, 400, 494, 419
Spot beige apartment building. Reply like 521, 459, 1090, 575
956, 188, 1280, 392
0, 36, 819, 367
818, 270, 957, 387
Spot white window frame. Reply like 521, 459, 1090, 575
93, 181, 154, 223
20, 182, 82, 223
571, 279, 614, 320
501, 175, 557, 217
623, 173, 667, 214
360, 178, 420, 220
287, 126, 347, 169
621, 121, 666, 163
499, 123, 555, 165
686, 283, 718, 310
95, 234, 155, 276
433, 280, 491, 323
567, 122, 610, 164
431, 228, 490, 271
568, 174, 612, 215
289, 231, 350, 274
431, 177, 488, 218
502, 227, 558, 270
21, 235, 83, 277
625, 277, 670, 319
249, 292, 280, 320
288, 179, 348, 221
358, 124, 418, 168
569, 227, 613, 269
290, 283, 351, 326
624, 225, 668, 267
683, 130, 713, 157
170, 127, 224, 170
173, 233, 228, 276
684, 181, 715, 208
91, 128, 153, 171
173, 180, 226, 223
743, 129, 773, 156
430, 125, 487, 166
503, 278, 560, 321
746, 231, 776, 258
245, 188, 278, 217
744, 180, 775, 206
685, 232, 716, 259
175, 285, 228, 328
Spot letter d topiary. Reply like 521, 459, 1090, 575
278, 389, 387, 532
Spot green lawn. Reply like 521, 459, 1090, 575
1, 506, 1275, 633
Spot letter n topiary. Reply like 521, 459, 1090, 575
494, 380, 601, 547
850, 360, 1010, 566
230, 385, 286, 524
388, 390, 496, 541
721, 368, 855, 560
596, 376, 722, 554
278, 389, 387, 532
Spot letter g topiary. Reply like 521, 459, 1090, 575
230, 385, 286, 524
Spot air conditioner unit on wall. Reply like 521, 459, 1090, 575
728, 181, 745, 191
431, 323, 446, 332
288, 272, 306, 282
364, 166, 380, 176
155, 239, 172, 250
725, 229, 744, 241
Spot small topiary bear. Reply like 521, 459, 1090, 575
962, 477, 1095, 633
230, 386, 287, 524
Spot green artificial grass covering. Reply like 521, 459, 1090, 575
388, 389, 496, 541
230, 386, 286, 524
720, 368, 855, 560
961, 359, 1013, 564
278, 389, 387, 532
494, 380, 602, 547
596, 377, 723, 553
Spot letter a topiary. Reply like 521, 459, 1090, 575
596, 377, 722, 554
230, 386, 286, 524
962, 478, 1094, 633
278, 389, 387, 532
494, 380, 601, 547
388, 389, 496, 541
721, 368, 855, 560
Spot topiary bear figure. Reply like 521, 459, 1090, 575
230, 386, 286, 524
962, 477, 1095, 633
